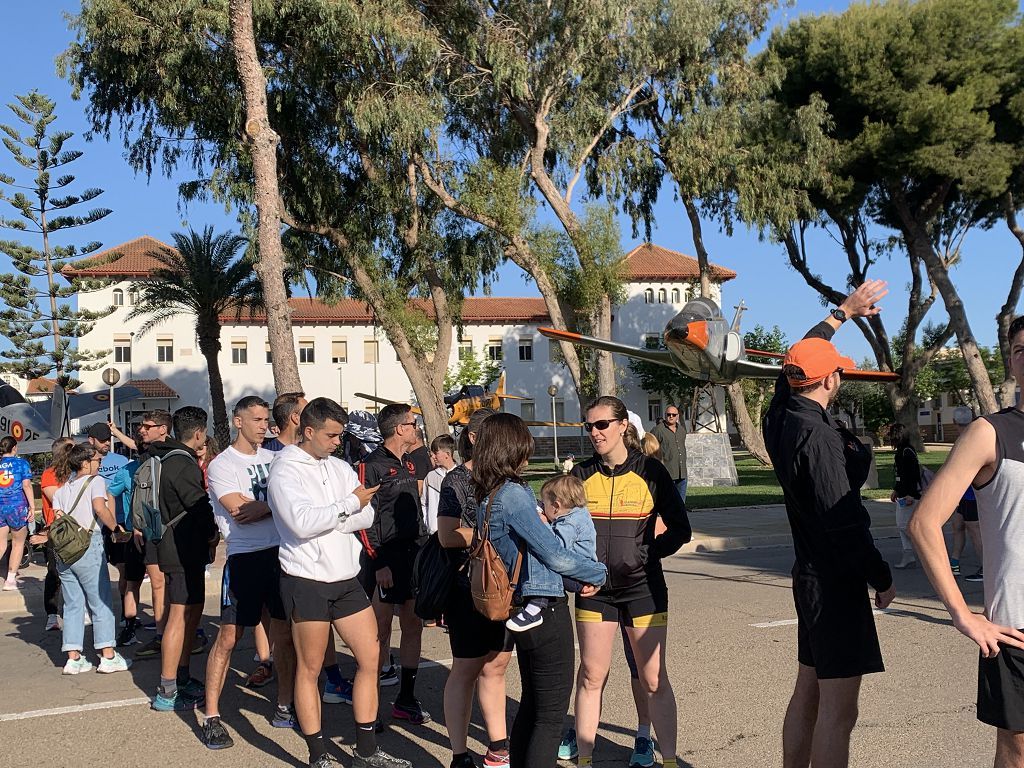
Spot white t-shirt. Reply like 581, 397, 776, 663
422, 466, 449, 535
53, 474, 108, 530
207, 445, 279, 556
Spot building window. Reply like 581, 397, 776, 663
658, 288, 667, 303
231, 340, 248, 365
648, 398, 663, 423
128, 289, 138, 305
549, 340, 564, 364
644, 334, 661, 350
521, 400, 536, 421
554, 399, 566, 423
671, 288, 680, 304
331, 339, 348, 364
644, 288, 654, 304
299, 340, 315, 364
114, 337, 131, 363
518, 338, 533, 361
157, 337, 173, 363
458, 340, 474, 360
486, 338, 503, 361
364, 340, 379, 364
112, 289, 124, 306
265, 342, 272, 364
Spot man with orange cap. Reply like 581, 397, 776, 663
763, 279, 895, 768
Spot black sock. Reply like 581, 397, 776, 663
397, 666, 417, 703
355, 721, 377, 758
304, 731, 326, 762
451, 753, 471, 767
324, 663, 343, 686
488, 738, 509, 752
176, 665, 190, 685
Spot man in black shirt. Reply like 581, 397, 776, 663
763, 280, 895, 768
358, 404, 430, 725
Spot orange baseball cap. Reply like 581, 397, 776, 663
783, 337, 855, 387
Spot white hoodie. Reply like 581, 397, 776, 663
268, 443, 374, 583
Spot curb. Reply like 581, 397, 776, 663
678, 526, 899, 555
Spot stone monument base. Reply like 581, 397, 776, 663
685, 432, 739, 487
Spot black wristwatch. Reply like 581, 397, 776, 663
830, 308, 847, 323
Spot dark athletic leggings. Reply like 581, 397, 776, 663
44, 543, 62, 617
510, 596, 575, 768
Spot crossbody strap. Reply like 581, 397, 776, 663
478, 485, 525, 586
64, 476, 99, 532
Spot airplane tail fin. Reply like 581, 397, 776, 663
495, 370, 506, 397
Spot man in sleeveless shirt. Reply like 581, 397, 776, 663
911, 314, 1024, 767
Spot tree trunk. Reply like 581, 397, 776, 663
198, 330, 230, 448
228, 0, 301, 395
593, 294, 616, 396
683, 197, 713, 299
726, 382, 770, 465
997, 192, 1024, 407
887, 383, 924, 452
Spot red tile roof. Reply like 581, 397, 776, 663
223, 297, 553, 326
124, 378, 178, 399
622, 243, 736, 282
27, 377, 59, 395
61, 236, 172, 278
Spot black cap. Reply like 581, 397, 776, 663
86, 422, 112, 441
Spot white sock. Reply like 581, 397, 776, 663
636, 724, 651, 741
523, 599, 546, 616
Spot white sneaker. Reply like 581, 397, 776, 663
45, 614, 61, 631
97, 652, 132, 674
3, 576, 19, 591
62, 656, 95, 675
83, 613, 92, 626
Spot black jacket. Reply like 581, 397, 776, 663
572, 449, 691, 592
893, 446, 922, 500
762, 321, 892, 592
149, 439, 217, 572
358, 445, 428, 567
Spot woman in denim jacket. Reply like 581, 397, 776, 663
472, 414, 607, 768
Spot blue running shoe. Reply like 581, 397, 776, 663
152, 690, 200, 712
323, 677, 353, 705
557, 728, 578, 760
271, 704, 299, 729
628, 736, 655, 767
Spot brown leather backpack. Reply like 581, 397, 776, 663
468, 489, 523, 621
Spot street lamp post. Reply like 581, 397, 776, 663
338, 365, 344, 405
547, 384, 559, 467
129, 332, 135, 381
102, 367, 121, 449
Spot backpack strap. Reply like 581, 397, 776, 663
61, 476, 99, 532
478, 486, 525, 587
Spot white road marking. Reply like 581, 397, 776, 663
750, 609, 907, 628
0, 696, 151, 722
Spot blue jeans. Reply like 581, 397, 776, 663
57, 532, 116, 653
675, 478, 688, 502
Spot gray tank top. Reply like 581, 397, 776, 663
974, 408, 1024, 628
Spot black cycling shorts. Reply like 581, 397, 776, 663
104, 532, 145, 583
978, 642, 1024, 731
220, 547, 285, 627
575, 580, 669, 628
281, 573, 370, 623
360, 540, 421, 605
445, 583, 514, 659
958, 498, 979, 523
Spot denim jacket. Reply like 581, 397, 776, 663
521, 505, 598, 596
480, 481, 607, 598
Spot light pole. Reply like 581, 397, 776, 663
128, 332, 135, 381
338, 365, 344, 405
547, 384, 559, 466
102, 367, 121, 449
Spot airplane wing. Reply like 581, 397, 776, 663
840, 369, 900, 382
745, 349, 785, 360
538, 328, 674, 367
65, 385, 143, 419
494, 393, 528, 401
732, 359, 900, 382
0, 403, 52, 446
523, 420, 584, 427
353, 393, 424, 415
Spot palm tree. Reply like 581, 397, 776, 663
129, 227, 262, 447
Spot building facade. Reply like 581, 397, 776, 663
65, 237, 736, 445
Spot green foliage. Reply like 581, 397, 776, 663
740, 324, 787, 426
833, 360, 895, 439
919, 346, 1004, 408
0, 91, 112, 383
443, 351, 502, 392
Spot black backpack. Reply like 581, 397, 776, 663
411, 532, 456, 620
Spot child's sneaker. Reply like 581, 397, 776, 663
97, 652, 132, 674
62, 656, 94, 675
505, 602, 545, 633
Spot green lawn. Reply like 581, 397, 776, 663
524, 446, 951, 509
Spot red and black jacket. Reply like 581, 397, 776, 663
357, 445, 428, 567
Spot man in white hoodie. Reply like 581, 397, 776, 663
268, 398, 412, 768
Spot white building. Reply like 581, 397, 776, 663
65, 237, 736, 448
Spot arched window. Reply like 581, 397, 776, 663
658, 288, 667, 303
128, 290, 138, 306
671, 288, 680, 304
644, 288, 654, 304
112, 289, 124, 307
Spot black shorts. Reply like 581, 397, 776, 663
958, 499, 979, 523
793, 569, 884, 679
280, 573, 369, 623
164, 567, 206, 606
104, 533, 145, 583
361, 540, 420, 605
575, 580, 669, 628
445, 584, 513, 659
220, 547, 285, 627
144, 538, 159, 567
978, 643, 1024, 730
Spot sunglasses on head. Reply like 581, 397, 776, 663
584, 419, 618, 432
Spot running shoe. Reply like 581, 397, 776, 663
380, 662, 399, 687
352, 749, 412, 768
557, 728, 578, 760
310, 755, 340, 768
628, 736, 656, 768
3, 575, 19, 591
201, 716, 234, 750
44, 614, 61, 632
246, 661, 275, 688
62, 656, 94, 675
134, 637, 162, 659
950, 559, 961, 575
965, 569, 985, 583
451, 754, 480, 768
97, 652, 132, 674
179, 677, 206, 701
152, 690, 200, 712
117, 621, 140, 648
271, 704, 298, 729
392, 699, 432, 724
482, 747, 510, 766
323, 677, 354, 704
192, 628, 209, 654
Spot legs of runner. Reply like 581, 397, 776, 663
5, 525, 26, 585
395, 599, 423, 702
270, 617, 296, 709
148, 563, 166, 630
292, 618, 331, 760
161, 603, 202, 681
951, 512, 966, 565
477, 650, 512, 744
573, 619, 618, 761
995, 728, 1024, 768
334, 606, 380, 727
623, 623, 677, 761
204, 623, 245, 718
783, 664, 861, 768
783, 664, 818, 768
444, 656, 486, 754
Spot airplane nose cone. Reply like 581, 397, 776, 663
665, 319, 709, 350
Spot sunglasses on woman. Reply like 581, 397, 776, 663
584, 419, 618, 432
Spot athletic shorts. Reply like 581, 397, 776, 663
144, 538, 159, 567
575, 581, 669, 628
793, 569, 884, 679
978, 643, 1024, 730
280, 573, 369, 623
104, 532, 145, 583
164, 567, 206, 606
445, 584, 514, 659
0, 506, 30, 531
360, 540, 420, 605
958, 499, 979, 523
220, 547, 285, 627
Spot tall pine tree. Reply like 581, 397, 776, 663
0, 91, 111, 387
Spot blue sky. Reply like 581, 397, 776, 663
0, 1, 1019, 365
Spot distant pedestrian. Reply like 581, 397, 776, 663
36, 437, 75, 631
890, 422, 921, 569
650, 405, 687, 501
422, 434, 456, 535
0, 436, 34, 591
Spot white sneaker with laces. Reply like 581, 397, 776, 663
97, 652, 132, 674
62, 656, 94, 675
45, 614, 61, 631
3, 575, 19, 591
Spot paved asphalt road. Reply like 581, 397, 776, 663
0, 539, 992, 768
